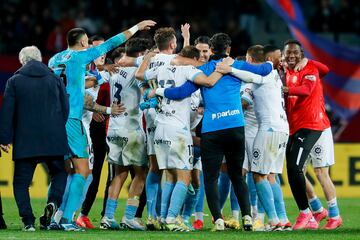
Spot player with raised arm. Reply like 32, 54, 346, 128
137, 46, 223, 231
100, 38, 151, 231
151, 33, 273, 231
47, 20, 156, 231
216, 45, 291, 231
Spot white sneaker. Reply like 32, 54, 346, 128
100, 216, 120, 230
212, 218, 225, 231
122, 217, 145, 231
22, 224, 36, 232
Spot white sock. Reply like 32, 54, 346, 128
300, 208, 311, 214
194, 212, 204, 221
232, 210, 239, 221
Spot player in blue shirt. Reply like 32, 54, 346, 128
47, 20, 156, 231
154, 33, 272, 231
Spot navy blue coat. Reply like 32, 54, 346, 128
0, 60, 69, 160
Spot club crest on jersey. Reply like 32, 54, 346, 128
291, 75, 298, 83
305, 75, 316, 81
252, 148, 261, 160
313, 145, 323, 157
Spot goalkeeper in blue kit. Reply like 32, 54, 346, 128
47, 20, 156, 231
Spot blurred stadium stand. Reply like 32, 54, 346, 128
0, 0, 359, 141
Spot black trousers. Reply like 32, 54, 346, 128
201, 127, 250, 220
0, 192, 3, 216
81, 120, 109, 216
286, 128, 322, 210
13, 156, 66, 225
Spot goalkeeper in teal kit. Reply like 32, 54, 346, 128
47, 20, 156, 231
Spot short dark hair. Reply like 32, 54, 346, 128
247, 45, 265, 63
179, 46, 200, 59
125, 38, 152, 57
263, 45, 280, 57
88, 35, 104, 44
110, 47, 125, 62
194, 36, 210, 46
284, 39, 302, 48
67, 28, 86, 47
209, 33, 231, 54
154, 27, 176, 51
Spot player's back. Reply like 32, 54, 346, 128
252, 70, 288, 133
241, 82, 258, 138
198, 59, 244, 133
108, 66, 142, 130
156, 65, 195, 130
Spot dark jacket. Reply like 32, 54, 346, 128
0, 60, 69, 160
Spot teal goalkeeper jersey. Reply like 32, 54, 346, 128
48, 33, 126, 120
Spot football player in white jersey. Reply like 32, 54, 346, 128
216, 45, 290, 231
100, 38, 152, 231
136, 46, 223, 231
119, 27, 202, 229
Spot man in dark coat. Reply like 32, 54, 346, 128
0, 46, 69, 231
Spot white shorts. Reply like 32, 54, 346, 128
307, 127, 335, 168
145, 109, 156, 156
251, 130, 288, 175
243, 135, 255, 172
107, 127, 147, 167
193, 158, 202, 171
154, 124, 193, 170
83, 121, 94, 170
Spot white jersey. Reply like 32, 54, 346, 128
190, 89, 203, 130
108, 67, 142, 130
240, 83, 258, 138
145, 65, 202, 130
252, 70, 289, 133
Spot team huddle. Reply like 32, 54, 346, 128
5, 19, 343, 232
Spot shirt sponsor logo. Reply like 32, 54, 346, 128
211, 109, 240, 120
154, 139, 172, 146
304, 75, 316, 81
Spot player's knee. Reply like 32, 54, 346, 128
314, 167, 329, 180
253, 173, 266, 183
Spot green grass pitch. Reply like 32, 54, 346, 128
0, 197, 359, 240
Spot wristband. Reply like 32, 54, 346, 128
106, 107, 111, 115
155, 88, 165, 97
129, 25, 139, 35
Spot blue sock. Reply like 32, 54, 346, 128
309, 197, 323, 213
218, 171, 231, 210
62, 174, 86, 221
59, 174, 72, 212
156, 187, 162, 217
160, 182, 175, 220
270, 181, 288, 223
104, 198, 118, 219
77, 174, 93, 211
255, 179, 278, 223
167, 181, 188, 220
125, 198, 139, 220
145, 171, 160, 218
230, 185, 240, 211
328, 198, 340, 218
247, 173, 257, 207
182, 188, 200, 221
195, 172, 205, 213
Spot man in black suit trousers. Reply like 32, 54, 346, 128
0, 46, 69, 231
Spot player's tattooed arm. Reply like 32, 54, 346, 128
84, 92, 126, 115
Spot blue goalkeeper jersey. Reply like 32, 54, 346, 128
48, 33, 126, 120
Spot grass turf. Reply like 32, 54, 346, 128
0, 197, 359, 239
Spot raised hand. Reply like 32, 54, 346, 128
137, 20, 157, 31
